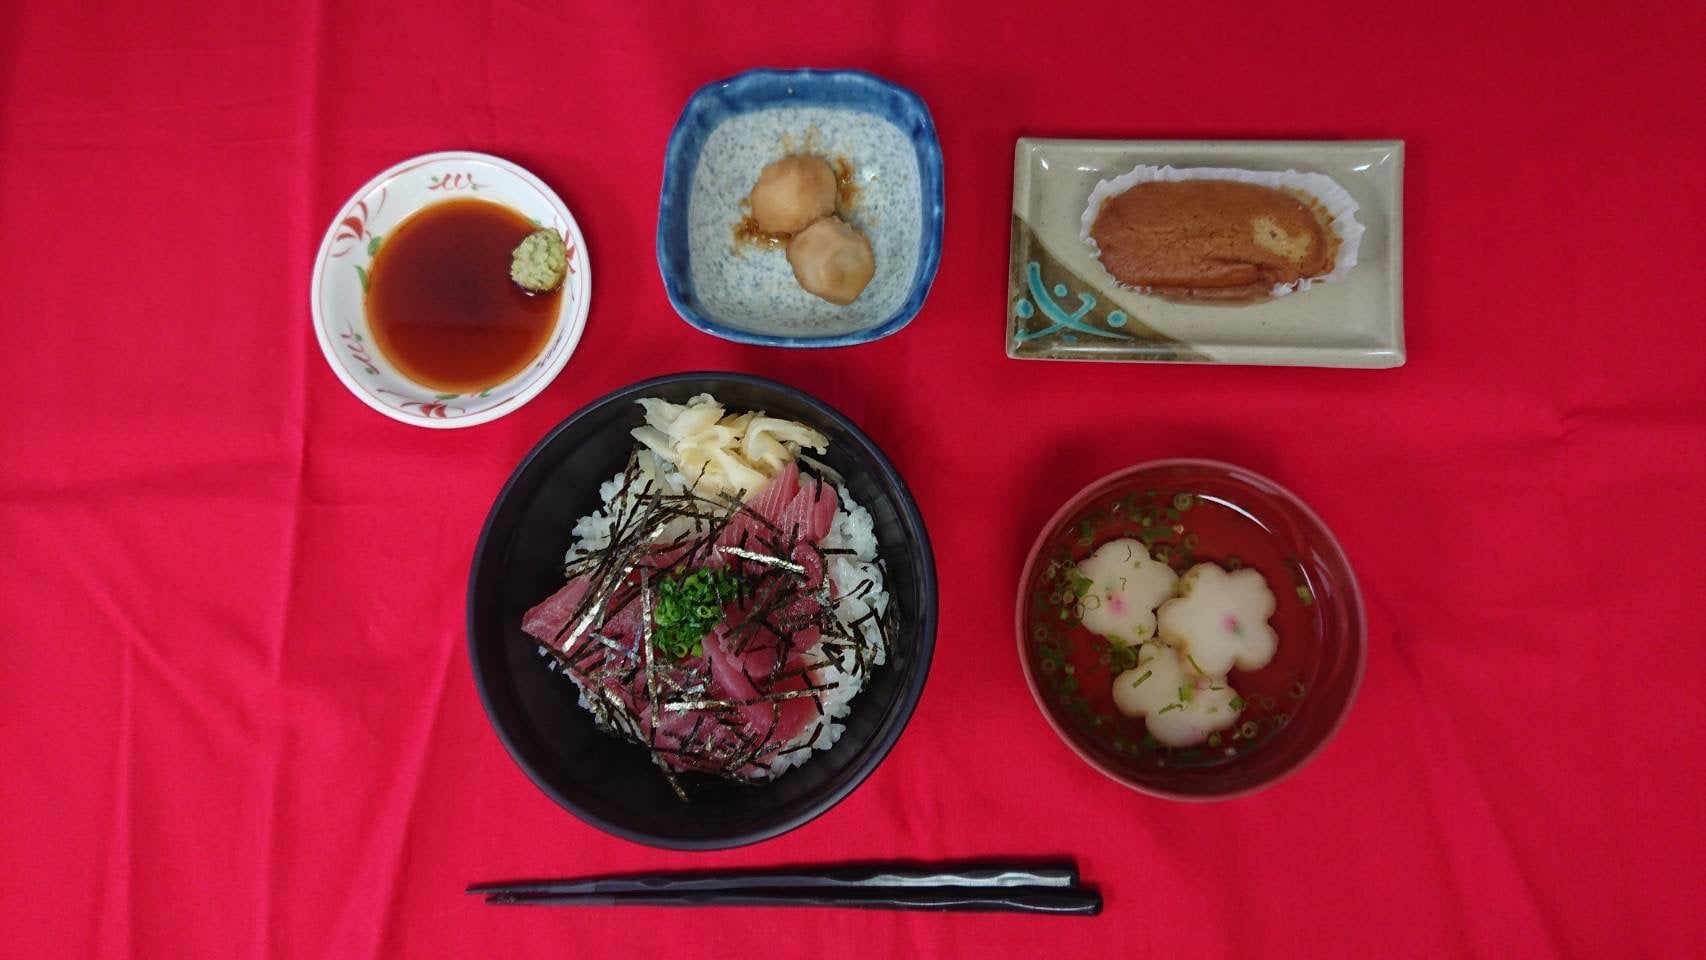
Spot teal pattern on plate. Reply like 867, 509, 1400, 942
1013, 261, 1134, 345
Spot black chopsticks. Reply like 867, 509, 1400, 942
469, 862, 1100, 915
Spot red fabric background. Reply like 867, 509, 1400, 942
3, 1, 1703, 956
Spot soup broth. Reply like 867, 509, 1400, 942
1025, 481, 1320, 768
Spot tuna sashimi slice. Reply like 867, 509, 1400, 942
775, 473, 838, 544
718, 462, 838, 555
742, 461, 801, 520
703, 619, 822, 747
521, 578, 590, 647
521, 574, 644, 655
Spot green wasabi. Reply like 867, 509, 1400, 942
509, 228, 567, 293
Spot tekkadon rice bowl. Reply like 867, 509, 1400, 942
521, 394, 891, 796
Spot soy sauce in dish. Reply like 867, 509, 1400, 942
365, 198, 561, 393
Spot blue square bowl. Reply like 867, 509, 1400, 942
656, 69, 944, 348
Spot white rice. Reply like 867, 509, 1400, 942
556, 455, 889, 778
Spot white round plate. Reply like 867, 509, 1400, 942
310, 151, 591, 428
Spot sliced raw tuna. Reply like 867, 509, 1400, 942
703, 618, 821, 747
522, 574, 643, 655
741, 461, 801, 524
774, 471, 837, 543
524, 459, 843, 780
719, 462, 838, 554
521, 578, 590, 647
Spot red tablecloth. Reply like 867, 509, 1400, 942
4, 2, 1704, 956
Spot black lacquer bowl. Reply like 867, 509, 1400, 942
468, 372, 937, 849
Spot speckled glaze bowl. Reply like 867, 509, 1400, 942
656, 69, 944, 347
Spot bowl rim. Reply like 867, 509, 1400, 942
466, 371, 939, 848
654, 67, 945, 348
1013, 457, 1367, 802
309, 150, 592, 429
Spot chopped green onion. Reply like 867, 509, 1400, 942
650, 566, 743, 660
1067, 571, 1093, 597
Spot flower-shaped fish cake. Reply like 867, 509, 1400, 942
1112, 642, 1240, 747
1074, 538, 1179, 646
1156, 563, 1278, 677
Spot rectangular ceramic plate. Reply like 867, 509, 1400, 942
1007, 138, 1404, 367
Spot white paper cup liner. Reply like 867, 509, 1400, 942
1080, 164, 1363, 298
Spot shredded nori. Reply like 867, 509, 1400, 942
531, 451, 890, 798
